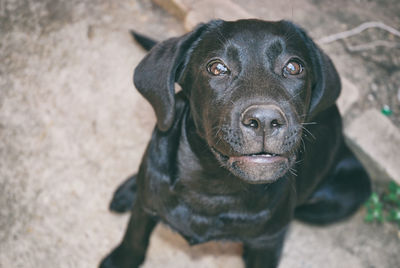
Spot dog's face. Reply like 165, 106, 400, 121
134, 19, 340, 184
181, 20, 313, 183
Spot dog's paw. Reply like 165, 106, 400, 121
99, 254, 117, 268
109, 174, 137, 213
99, 246, 144, 268
99, 247, 123, 268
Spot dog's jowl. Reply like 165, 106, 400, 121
100, 19, 371, 268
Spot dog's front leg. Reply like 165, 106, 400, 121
100, 203, 158, 268
243, 230, 286, 268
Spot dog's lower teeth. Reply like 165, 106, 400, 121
249, 153, 275, 157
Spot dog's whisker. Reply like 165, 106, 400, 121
299, 113, 308, 119
283, 30, 298, 44
301, 126, 316, 140
214, 128, 222, 138
215, 136, 222, 146
215, 26, 229, 44
300, 137, 307, 154
288, 90, 303, 102
301, 122, 317, 125
289, 167, 298, 177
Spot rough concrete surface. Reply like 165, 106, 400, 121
184, 0, 252, 31
1, 1, 399, 268
345, 109, 400, 184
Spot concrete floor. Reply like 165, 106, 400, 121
1, 1, 399, 267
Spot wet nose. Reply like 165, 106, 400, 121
241, 105, 287, 136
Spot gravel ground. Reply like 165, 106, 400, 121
1, 1, 399, 268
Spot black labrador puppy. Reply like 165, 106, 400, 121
100, 19, 371, 268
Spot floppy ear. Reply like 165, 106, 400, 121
133, 23, 211, 132
308, 46, 341, 118
294, 24, 341, 119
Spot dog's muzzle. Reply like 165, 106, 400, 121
209, 103, 301, 184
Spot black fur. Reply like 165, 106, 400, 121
101, 19, 371, 268
130, 30, 157, 51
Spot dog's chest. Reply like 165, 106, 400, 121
159, 179, 275, 245
149, 123, 290, 244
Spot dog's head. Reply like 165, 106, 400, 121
134, 19, 340, 184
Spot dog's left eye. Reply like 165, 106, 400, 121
207, 60, 230, 76
283, 60, 303, 77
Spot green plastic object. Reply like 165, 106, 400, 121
381, 105, 392, 116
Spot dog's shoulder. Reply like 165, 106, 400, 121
140, 91, 189, 177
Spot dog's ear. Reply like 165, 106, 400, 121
308, 46, 341, 118
293, 24, 341, 119
133, 23, 211, 132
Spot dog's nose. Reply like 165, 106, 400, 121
241, 105, 287, 135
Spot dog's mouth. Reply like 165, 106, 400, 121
211, 147, 293, 184
228, 152, 287, 165
212, 148, 288, 163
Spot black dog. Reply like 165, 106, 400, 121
100, 19, 371, 268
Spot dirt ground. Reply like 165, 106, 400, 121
1, 0, 399, 268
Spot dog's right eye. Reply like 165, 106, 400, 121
207, 60, 230, 76
282, 60, 304, 77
